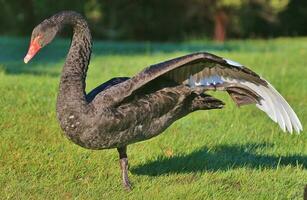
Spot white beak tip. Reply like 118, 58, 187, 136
24, 55, 31, 64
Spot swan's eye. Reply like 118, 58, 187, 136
24, 35, 42, 63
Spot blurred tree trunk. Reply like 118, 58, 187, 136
214, 9, 228, 42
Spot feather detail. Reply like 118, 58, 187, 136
221, 77, 302, 133
93, 52, 302, 133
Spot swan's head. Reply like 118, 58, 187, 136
24, 20, 58, 63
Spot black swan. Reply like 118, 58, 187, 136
24, 11, 302, 190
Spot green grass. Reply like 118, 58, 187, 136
0, 36, 307, 199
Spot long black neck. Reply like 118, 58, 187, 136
55, 12, 92, 122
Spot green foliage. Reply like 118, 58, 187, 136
269, 0, 289, 12
0, 0, 306, 41
279, 0, 307, 36
0, 36, 307, 199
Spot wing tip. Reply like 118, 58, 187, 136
281, 124, 303, 134
239, 79, 303, 135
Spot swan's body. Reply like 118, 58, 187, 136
24, 11, 302, 190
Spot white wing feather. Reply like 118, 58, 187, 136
222, 78, 302, 133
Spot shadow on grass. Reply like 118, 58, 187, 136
1, 37, 275, 76
0, 61, 61, 77
0, 41, 227, 77
0, 41, 208, 77
131, 143, 307, 176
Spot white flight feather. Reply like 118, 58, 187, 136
185, 69, 302, 133
220, 77, 302, 133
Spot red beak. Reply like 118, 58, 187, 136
24, 36, 41, 63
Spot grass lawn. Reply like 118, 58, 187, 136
0, 36, 306, 199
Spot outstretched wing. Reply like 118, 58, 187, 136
92, 52, 302, 133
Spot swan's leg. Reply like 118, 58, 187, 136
117, 146, 132, 190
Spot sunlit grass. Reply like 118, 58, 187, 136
0, 37, 306, 199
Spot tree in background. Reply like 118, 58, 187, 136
239, 0, 289, 38
101, 0, 187, 41
0, 0, 305, 41
279, 0, 307, 36
197, 0, 289, 41
99, 0, 291, 41
205, 0, 242, 42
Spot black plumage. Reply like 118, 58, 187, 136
24, 11, 302, 190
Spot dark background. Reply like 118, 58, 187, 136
0, 0, 306, 42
